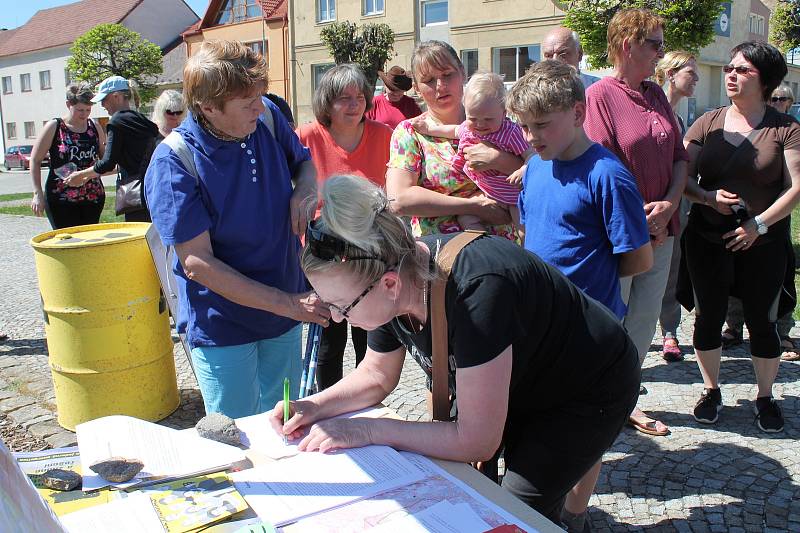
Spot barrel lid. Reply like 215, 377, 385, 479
31, 222, 151, 249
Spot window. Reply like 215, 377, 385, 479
39, 70, 51, 90
1, 76, 11, 94
20, 73, 31, 92
312, 63, 335, 90
246, 40, 267, 61
493, 45, 540, 83
64, 68, 73, 86
363, 0, 383, 15
215, 0, 261, 24
24, 121, 35, 138
461, 49, 478, 78
749, 13, 765, 35
422, 0, 448, 26
6, 123, 16, 139
317, 0, 335, 22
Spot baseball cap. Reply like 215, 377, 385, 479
91, 76, 130, 103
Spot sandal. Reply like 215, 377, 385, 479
721, 328, 743, 348
780, 338, 800, 361
628, 414, 670, 436
662, 337, 683, 362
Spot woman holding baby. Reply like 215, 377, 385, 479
386, 40, 526, 239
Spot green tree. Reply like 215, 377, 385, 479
564, 0, 727, 68
770, 0, 800, 53
319, 21, 395, 87
67, 24, 163, 104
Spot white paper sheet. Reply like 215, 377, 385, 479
369, 501, 492, 533
59, 492, 164, 533
76, 415, 247, 491
232, 406, 393, 460
230, 444, 425, 526
13, 446, 81, 476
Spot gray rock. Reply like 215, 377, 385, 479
40, 469, 81, 491
89, 456, 144, 483
195, 412, 241, 446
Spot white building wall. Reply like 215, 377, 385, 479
122, 0, 199, 48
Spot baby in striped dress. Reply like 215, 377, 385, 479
412, 72, 533, 233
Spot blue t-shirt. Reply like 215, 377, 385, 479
145, 100, 311, 348
518, 143, 648, 319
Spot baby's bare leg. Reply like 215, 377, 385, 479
457, 213, 486, 231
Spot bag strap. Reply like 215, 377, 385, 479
430, 230, 485, 421
162, 131, 198, 182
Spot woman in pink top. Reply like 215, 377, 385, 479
296, 63, 393, 391
584, 8, 688, 439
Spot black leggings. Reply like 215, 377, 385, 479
684, 227, 785, 358
501, 344, 640, 523
124, 209, 151, 222
45, 197, 103, 229
316, 319, 367, 390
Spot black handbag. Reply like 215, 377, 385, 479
114, 173, 144, 215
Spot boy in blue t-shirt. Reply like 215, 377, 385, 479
506, 60, 653, 533
507, 60, 652, 320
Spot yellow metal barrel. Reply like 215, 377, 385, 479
30, 222, 179, 430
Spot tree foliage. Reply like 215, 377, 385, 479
564, 0, 727, 68
67, 24, 163, 103
770, 0, 800, 53
319, 21, 395, 87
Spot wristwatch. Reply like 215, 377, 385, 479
753, 215, 768, 235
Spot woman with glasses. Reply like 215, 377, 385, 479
584, 8, 689, 438
681, 42, 800, 433
152, 89, 187, 140
770, 85, 795, 114
271, 174, 640, 525
296, 63, 393, 390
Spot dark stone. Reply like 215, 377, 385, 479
89, 456, 144, 483
195, 412, 241, 446
40, 469, 81, 491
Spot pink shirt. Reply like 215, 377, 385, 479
366, 94, 422, 130
584, 77, 688, 235
451, 117, 529, 205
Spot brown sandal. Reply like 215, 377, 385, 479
628, 415, 670, 436
781, 338, 800, 361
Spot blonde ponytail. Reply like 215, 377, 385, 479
301, 175, 432, 285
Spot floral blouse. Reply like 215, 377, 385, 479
388, 115, 516, 240
47, 118, 104, 204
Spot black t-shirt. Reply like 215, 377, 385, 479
368, 234, 638, 417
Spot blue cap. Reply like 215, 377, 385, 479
91, 76, 130, 103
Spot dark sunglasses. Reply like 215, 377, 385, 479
772, 96, 790, 102
723, 64, 757, 75
643, 38, 665, 53
306, 219, 382, 263
165, 109, 184, 116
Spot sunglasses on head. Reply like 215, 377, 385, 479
306, 219, 382, 263
772, 96, 790, 102
165, 109, 184, 116
723, 64, 757, 75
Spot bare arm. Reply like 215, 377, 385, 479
618, 243, 654, 277
644, 159, 687, 228
410, 116, 458, 139
93, 119, 107, 160
30, 120, 58, 216
463, 141, 524, 175
174, 230, 330, 325
755, 146, 800, 227
386, 167, 511, 225
289, 159, 317, 236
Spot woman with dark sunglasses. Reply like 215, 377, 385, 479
152, 90, 187, 140
271, 174, 640, 526
681, 41, 800, 433
584, 8, 689, 438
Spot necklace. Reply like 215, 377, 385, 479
404, 281, 428, 333
196, 112, 248, 143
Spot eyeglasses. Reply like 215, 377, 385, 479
772, 96, 790, 102
643, 38, 665, 53
165, 109, 184, 116
325, 277, 382, 319
723, 64, 758, 75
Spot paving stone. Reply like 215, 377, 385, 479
0, 395, 36, 412
28, 421, 63, 439
8, 404, 53, 427
44, 431, 77, 449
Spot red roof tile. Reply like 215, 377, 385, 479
0, 0, 143, 58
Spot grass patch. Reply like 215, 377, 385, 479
0, 188, 123, 224
0, 192, 34, 202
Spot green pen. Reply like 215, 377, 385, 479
283, 377, 290, 445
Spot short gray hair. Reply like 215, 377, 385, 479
312, 63, 373, 127
152, 89, 186, 129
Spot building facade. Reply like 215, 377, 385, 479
0, 0, 198, 155
183, 0, 290, 102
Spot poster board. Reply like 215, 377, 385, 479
145, 224, 195, 377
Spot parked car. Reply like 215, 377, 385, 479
3, 145, 49, 170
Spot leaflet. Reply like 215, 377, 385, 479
230, 444, 425, 526
369, 501, 491, 533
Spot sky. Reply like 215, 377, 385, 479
0, 0, 209, 30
